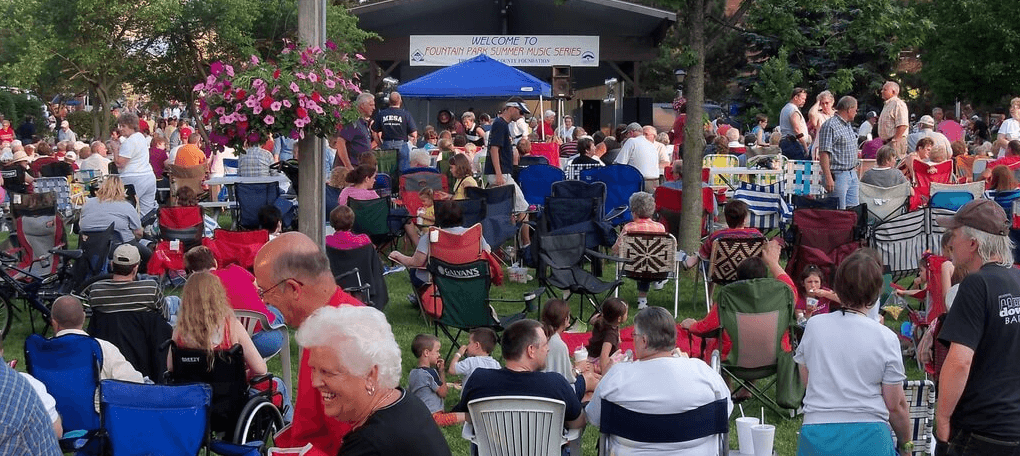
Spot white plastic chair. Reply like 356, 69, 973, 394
858, 182, 911, 223
467, 396, 573, 456
234, 310, 292, 399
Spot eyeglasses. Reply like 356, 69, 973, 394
256, 278, 302, 300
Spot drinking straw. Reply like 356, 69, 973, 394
761, 407, 765, 425
739, 404, 745, 418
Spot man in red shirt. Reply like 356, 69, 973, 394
981, 140, 1020, 180
253, 232, 363, 456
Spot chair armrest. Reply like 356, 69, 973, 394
605, 206, 628, 221
335, 267, 360, 282
584, 249, 626, 263
687, 327, 722, 339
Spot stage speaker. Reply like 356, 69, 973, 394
552, 66, 572, 99
622, 96, 652, 126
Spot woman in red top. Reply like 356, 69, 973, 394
680, 239, 798, 360
0, 119, 15, 144
167, 272, 266, 376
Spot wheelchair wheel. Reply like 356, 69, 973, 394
0, 292, 11, 339
233, 396, 284, 447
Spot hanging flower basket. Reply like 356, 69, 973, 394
194, 40, 365, 152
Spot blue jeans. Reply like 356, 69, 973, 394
832, 168, 859, 210
251, 306, 287, 358
937, 429, 1020, 456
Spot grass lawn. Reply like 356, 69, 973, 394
0, 227, 926, 455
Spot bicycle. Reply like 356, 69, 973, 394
0, 248, 82, 338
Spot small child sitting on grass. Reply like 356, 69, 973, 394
408, 334, 466, 426
447, 328, 500, 388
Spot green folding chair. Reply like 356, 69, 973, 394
715, 277, 798, 417
347, 195, 404, 251
427, 257, 539, 359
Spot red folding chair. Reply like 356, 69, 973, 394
530, 142, 561, 168
202, 229, 269, 270
911, 160, 954, 210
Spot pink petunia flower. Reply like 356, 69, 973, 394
225, 65, 235, 77
282, 99, 292, 108
270, 101, 282, 112
250, 55, 260, 65
324, 68, 334, 79
252, 106, 262, 115
295, 72, 306, 80
289, 81, 300, 93
193, 83, 205, 92
264, 115, 275, 125
244, 96, 259, 109
308, 72, 318, 83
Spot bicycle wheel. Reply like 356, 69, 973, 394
0, 292, 13, 339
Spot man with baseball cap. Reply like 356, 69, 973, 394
935, 199, 1020, 454
857, 110, 878, 143
907, 114, 952, 158
484, 97, 530, 213
83, 244, 171, 380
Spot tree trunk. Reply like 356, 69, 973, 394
95, 84, 111, 140
680, 0, 708, 258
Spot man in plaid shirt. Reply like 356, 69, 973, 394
818, 95, 861, 209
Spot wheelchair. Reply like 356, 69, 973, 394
165, 341, 286, 449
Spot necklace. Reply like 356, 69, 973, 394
841, 307, 868, 317
351, 388, 399, 430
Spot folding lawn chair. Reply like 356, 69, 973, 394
99, 380, 212, 456
745, 154, 787, 186
713, 277, 798, 417
234, 310, 293, 401
993, 189, 1020, 216
235, 182, 281, 230
468, 396, 573, 456
929, 191, 973, 211
348, 195, 406, 250
167, 164, 208, 201
564, 161, 603, 181
399, 170, 447, 216
858, 182, 911, 224
785, 160, 825, 198
614, 232, 680, 315
784, 207, 863, 287
202, 228, 269, 270
911, 160, 954, 209
426, 256, 533, 358
325, 244, 388, 310
872, 209, 928, 280
24, 333, 103, 451
931, 181, 984, 200
698, 237, 766, 312
703, 154, 739, 188
67, 223, 117, 294
596, 395, 729, 456
518, 164, 565, 208
11, 192, 65, 276
580, 164, 643, 225
971, 158, 992, 182
465, 185, 518, 251
733, 181, 789, 233
535, 232, 623, 322
33, 176, 73, 216
901, 380, 936, 456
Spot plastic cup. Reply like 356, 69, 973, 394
573, 347, 588, 363
751, 424, 776, 456
429, 229, 439, 243
735, 417, 759, 454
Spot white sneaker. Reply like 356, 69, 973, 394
637, 301, 648, 310
652, 280, 667, 290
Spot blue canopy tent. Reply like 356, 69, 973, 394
398, 54, 552, 99
398, 54, 552, 126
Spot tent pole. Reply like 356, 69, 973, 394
539, 95, 544, 141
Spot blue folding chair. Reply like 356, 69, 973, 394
989, 189, 1020, 215
25, 333, 103, 450
465, 185, 517, 249
929, 191, 973, 211
518, 164, 565, 208
235, 182, 281, 230
597, 398, 730, 455
100, 380, 212, 456
580, 164, 642, 225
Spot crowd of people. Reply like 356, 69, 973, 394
6, 79, 1020, 456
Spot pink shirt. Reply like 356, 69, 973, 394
337, 186, 378, 206
325, 230, 372, 250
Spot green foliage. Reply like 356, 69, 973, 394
920, 0, 1020, 105
749, 48, 802, 122
740, 0, 927, 113
0, 94, 16, 124
65, 110, 98, 141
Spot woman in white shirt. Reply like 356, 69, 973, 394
113, 112, 157, 218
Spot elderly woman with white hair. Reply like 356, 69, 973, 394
297, 306, 452, 456
611, 192, 666, 310
586, 306, 732, 454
